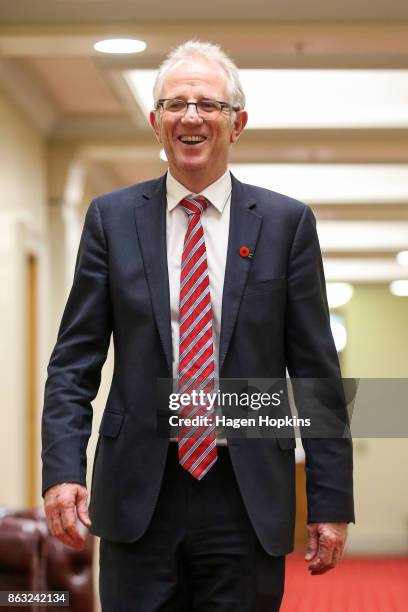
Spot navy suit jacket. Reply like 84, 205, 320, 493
42, 172, 354, 555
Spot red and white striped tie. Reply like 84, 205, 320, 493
177, 195, 217, 480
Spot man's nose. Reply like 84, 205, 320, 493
181, 103, 203, 124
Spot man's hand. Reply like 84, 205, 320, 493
44, 482, 91, 550
305, 522, 348, 575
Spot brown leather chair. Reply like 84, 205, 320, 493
0, 508, 94, 612
0, 516, 44, 611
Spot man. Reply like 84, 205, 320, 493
42, 40, 354, 611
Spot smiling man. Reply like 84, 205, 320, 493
42, 41, 354, 612
149, 52, 246, 192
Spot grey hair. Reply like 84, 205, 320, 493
153, 40, 246, 110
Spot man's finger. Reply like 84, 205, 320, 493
305, 524, 319, 561
60, 504, 85, 547
53, 514, 83, 548
57, 528, 85, 550
317, 533, 335, 566
309, 547, 339, 575
308, 530, 335, 572
50, 508, 64, 538
331, 548, 340, 568
77, 490, 91, 527
47, 508, 84, 549
59, 501, 77, 530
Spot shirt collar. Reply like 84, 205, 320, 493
166, 169, 231, 214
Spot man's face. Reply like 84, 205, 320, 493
150, 56, 247, 187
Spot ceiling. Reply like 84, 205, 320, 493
1, 0, 408, 24
1, 1, 408, 282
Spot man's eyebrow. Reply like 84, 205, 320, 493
165, 95, 217, 100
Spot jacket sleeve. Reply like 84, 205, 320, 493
285, 205, 355, 523
41, 199, 112, 495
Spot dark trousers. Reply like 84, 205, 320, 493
99, 445, 285, 611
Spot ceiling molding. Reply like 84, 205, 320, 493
1, 23, 408, 67
323, 250, 399, 258
49, 114, 137, 141
234, 129, 408, 163
0, 57, 57, 133
312, 203, 408, 220
105, 69, 148, 130
317, 221, 408, 251
78, 140, 160, 160
323, 258, 408, 282
85, 160, 122, 196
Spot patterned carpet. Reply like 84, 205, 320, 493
281, 555, 408, 611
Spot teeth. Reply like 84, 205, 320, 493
179, 136, 206, 142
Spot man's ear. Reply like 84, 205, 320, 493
149, 110, 162, 143
230, 110, 248, 144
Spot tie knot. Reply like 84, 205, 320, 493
180, 196, 209, 217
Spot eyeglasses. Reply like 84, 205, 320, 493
156, 98, 240, 119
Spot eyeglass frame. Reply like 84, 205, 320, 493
156, 97, 241, 117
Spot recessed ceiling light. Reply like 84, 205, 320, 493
94, 39, 146, 54
396, 250, 408, 266
330, 313, 347, 352
159, 149, 167, 162
389, 280, 408, 296
327, 283, 354, 308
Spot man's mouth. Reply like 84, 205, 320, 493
177, 136, 207, 145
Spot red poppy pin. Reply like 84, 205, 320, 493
239, 246, 252, 258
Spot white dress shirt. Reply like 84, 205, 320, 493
166, 169, 232, 443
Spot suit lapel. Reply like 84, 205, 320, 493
133, 175, 172, 373
132, 172, 261, 376
219, 174, 262, 373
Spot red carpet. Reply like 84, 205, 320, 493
281, 555, 408, 611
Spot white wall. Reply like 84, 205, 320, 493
0, 85, 48, 507
341, 285, 408, 554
